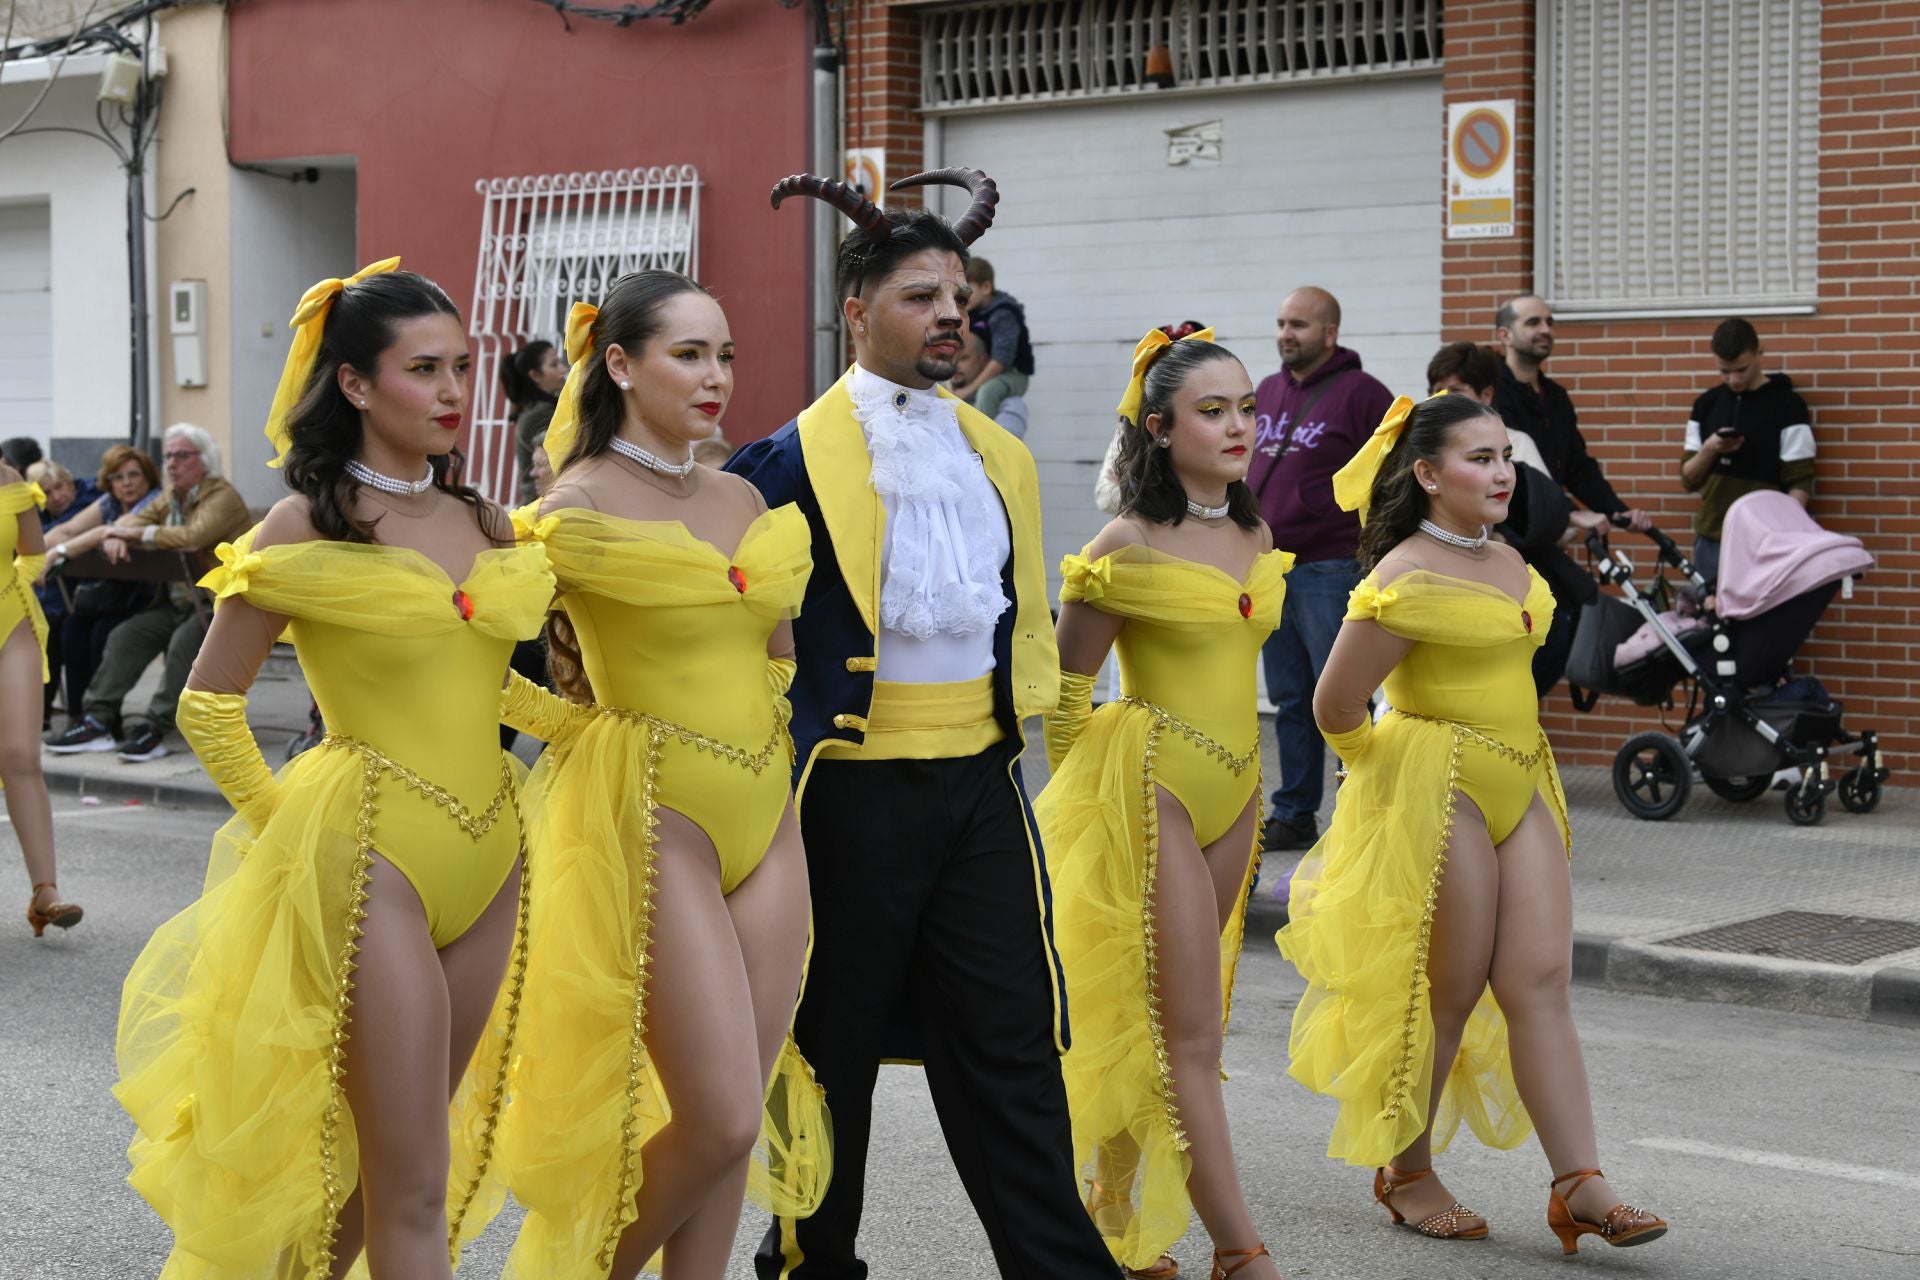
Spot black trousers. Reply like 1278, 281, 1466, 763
756, 747, 1119, 1280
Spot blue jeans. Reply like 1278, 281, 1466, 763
1262, 557, 1360, 824
1693, 535, 1721, 584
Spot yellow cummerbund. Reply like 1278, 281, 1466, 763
824, 675, 1004, 762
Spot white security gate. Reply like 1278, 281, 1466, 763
466, 166, 701, 502
933, 77, 1442, 576
0, 203, 54, 445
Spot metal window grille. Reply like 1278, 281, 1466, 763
1538, 0, 1819, 316
920, 0, 1441, 112
466, 165, 702, 502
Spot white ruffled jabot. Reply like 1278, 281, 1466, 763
850, 364, 1011, 641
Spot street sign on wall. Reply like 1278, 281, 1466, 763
1447, 99, 1515, 239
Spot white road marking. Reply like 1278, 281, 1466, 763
1633, 1137, 1920, 1191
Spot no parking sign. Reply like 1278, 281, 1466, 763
1447, 99, 1515, 239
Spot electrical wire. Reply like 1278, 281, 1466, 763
525, 0, 714, 31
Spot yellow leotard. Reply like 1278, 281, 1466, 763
1279, 567, 1572, 1170
1, 480, 50, 678
114, 529, 554, 1278
500, 502, 831, 1277
1034, 544, 1291, 1271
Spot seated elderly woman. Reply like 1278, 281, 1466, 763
43, 425, 248, 763
41, 445, 165, 731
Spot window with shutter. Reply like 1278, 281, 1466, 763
920, 0, 1441, 113
1537, 0, 1819, 317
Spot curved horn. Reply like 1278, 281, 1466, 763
769, 173, 891, 239
888, 167, 999, 246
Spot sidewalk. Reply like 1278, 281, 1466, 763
41, 672, 1918, 1030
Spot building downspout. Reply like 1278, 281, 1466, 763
809, 0, 841, 397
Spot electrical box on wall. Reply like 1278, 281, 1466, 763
169, 280, 206, 388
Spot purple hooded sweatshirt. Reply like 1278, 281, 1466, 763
1245, 346, 1395, 564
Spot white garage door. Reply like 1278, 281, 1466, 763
0, 202, 54, 447
935, 76, 1443, 573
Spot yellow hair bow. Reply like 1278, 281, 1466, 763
540, 301, 600, 473
1115, 325, 1215, 428
27, 481, 47, 509
263, 257, 403, 468
1331, 393, 1421, 525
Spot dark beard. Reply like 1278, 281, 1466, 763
916, 352, 958, 382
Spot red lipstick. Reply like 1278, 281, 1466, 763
696, 402, 721, 416
1225, 445, 1247, 455
435, 414, 461, 431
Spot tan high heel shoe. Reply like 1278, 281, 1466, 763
27, 883, 83, 937
1209, 1243, 1270, 1279
1372, 1166, 1490, 1240
1086, 1180, 1179, 1278
1547, 1168, 1667, 1254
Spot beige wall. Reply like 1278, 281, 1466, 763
152, 3, 233, 458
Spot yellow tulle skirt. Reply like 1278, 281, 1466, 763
1034, 699, 1260, 1272
1277, 711, 1570, 1169
496, 708, 831, 1279
114, 740, 529, 1279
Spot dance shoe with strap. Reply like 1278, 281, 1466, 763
1209, 1243, 1271, 1279
1372, 1166, 1490, 1240
1547, 1168, 1668, 1254
27, 882, 83, 937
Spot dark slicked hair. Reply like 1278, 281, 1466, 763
837, 208, 971, 301
1711, 317, 1760, 361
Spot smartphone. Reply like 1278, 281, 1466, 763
1714, 426, 1744, 439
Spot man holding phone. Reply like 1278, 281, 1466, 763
1681, 317, 1816, 581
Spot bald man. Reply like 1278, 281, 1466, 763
1245, 285, 1393, 853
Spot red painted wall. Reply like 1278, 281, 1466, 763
226, 0, 813, 441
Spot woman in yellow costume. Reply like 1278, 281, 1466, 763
1039, 329, 1289, 1280
3, 460, 81, 935
1278, 392, 1667, 1256
115, 263, 553, 1278
496, 270, 828, 1279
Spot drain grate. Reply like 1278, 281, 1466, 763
1663, 911, 1920, 966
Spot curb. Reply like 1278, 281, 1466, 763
42, 763, 229, 812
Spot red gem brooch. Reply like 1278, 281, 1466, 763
452, 589, 475, 621
728, 565, 747, 594
1521, 609, 1533, 634
1238, 592, 1253, 619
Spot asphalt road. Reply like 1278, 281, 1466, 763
4, 801, 1917, 1279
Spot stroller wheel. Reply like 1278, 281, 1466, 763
1704, 774, 1771, 803
1837, 766, 1883, 814
1784, 783, 1826, 826
1613, 733, 1692, 821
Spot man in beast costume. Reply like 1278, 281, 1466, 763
727, 169, 1120, 1280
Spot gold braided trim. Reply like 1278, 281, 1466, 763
445, 829, 531, 1259
599, 721, 666, 1269
595, 703, 796, 774
317, 733, 515, 839
1115, 696, 1259, 776
1375, 711, 1554, 1126
1137, 718, 1186, 1153
308, 736, 521, 1274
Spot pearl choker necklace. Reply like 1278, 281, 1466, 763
1187, 497, 1231, 521
1419, 518, 1489, 551
346, 458, 434, 496
609, 434, 696, 479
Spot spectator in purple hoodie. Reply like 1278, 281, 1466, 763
1246, 286, 1394, 851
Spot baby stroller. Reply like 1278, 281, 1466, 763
1566, 491, 1890, 826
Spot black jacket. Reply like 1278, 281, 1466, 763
1492, 362, 1625, 516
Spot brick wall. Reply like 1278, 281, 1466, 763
846, 1, 928, 199
1443, 0, 1920, 770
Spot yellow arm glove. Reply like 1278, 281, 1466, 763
1044, 670, 1098, 773
177, 689, 281, 835
500, 671, 595, 745
1320, 716, 1374, 765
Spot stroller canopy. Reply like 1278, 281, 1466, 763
1717, 491, 1873, 620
